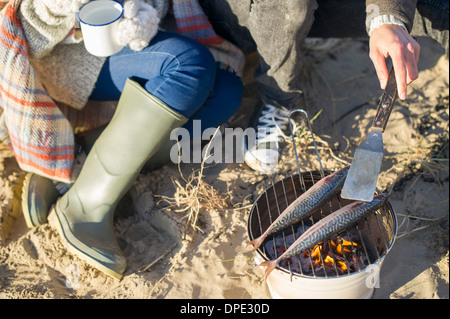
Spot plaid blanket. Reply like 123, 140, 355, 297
172, 0, 244, 77
0, 0, 244, 183
0, 0, 75, 182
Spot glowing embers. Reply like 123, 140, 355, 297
265, 228, 369, 277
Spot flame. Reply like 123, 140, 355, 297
331, 238, 357, 255
304, 238, 358, 273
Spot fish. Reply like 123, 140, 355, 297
247, 166, 350, 251
259, 193, 389, 279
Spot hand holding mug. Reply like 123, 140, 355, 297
77, 0, 160, 57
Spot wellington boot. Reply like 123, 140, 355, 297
21, 173, 59, 228
81, 126, 177, 173
142, 138, 176, 172
49, 78, 187, 279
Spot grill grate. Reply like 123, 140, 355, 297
248, 171, 397, 279
247, 109, 397, 280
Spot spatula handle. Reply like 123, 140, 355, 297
371, 67, 398, 132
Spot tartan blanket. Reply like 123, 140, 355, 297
0, 0, 75, 183
0, 0, 244, 183
172, 0, 244, 77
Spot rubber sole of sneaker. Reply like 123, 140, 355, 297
244, 148, 279, 174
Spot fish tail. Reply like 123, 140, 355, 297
259, 259, 280, 280
246, 235, 266, 251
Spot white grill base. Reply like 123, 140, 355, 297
255, 254, 385, 299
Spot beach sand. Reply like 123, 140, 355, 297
0, 37, 448, 299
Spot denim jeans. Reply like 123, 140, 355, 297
199, 0, 449, 109
89, 31, 243, 135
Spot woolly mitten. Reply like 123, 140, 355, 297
117, 0, 160, 51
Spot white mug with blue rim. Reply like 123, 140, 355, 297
77, 0, 124, 57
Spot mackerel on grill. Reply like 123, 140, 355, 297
260, 193, 389, 279
247, 166, 350, 251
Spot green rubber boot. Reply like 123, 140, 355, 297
49, 79, 187, 279
21, 173, 60, 228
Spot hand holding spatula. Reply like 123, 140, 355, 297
341, 67, 398, 202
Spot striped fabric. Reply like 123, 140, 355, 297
172, 0, 224, 46
172, 0, 244, 77
0, 0, 75, 182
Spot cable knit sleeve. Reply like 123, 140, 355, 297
366, 0, 418, 33
18, 0, 88, 58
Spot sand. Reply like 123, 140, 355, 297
0, 37, 448, 299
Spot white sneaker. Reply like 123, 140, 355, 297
243, 103, 290, 174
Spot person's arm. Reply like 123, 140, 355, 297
18, 0, 89, 58
366, 0, 420, 100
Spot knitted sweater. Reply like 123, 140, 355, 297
366, 0, 418, 32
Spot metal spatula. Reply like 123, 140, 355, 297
341, 68, 398, 202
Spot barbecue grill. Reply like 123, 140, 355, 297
247, 110, 397, 299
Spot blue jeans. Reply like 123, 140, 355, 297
89, 31, 243, 135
